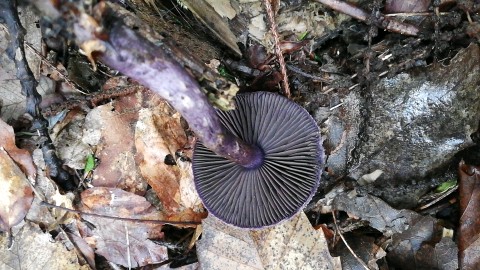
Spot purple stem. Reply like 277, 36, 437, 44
98, 22, 264, 168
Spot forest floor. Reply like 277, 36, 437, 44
1, 0, 480, 269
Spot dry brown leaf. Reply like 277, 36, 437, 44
0, 119, 36, 178
197, 212, 341, 270
0, 148, 34, 232
79, 187, 168, 267
135, 100, 203, 216
82, 80, 203, 223
0, 222, 88, 270
458, 161, 480, 270
0, 120, 35, 232
83, 97, 147, 193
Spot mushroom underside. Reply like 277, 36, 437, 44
193, 91, 322, 228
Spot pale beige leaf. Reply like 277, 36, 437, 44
197, 215, 263, 270
0, 222, 88, 270
251, 213, 341, 270
204, 0, 236, 19
197, 212, 341, 270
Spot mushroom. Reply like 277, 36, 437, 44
194, 92, 322, 228
76, 17, 323, 228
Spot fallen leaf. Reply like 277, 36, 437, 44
66, 219, 96, 269
0, 148, 34, 232
83, 98, 147, 193
135, 100, 203, 216
0, 118, 36, 178
333, 193, 458, 269
0, 119, 35, 232
52, 110, 92, 170
25, 149, 75, 229
458, 161, 480, 270
81, 81, 204, 221
197, 212, 341, 269
79, 187, 168, 268
0, 222, 88, 270
413, 234, 459, 270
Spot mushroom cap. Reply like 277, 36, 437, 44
193, 92, 323, 228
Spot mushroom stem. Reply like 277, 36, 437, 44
99, 22, 264, 168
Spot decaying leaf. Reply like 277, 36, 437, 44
0, 222, 87, 270
458, 161, 480, 270
412, 233, 459, 270
67, 231, 95, 269
0, 120, 35, 232
83, 96, 147, 193
197, 212, 341, 270
135, 100, 204, 217
0, 119, 36, 178
0, 148, 34, 232
52, 110, 91, 171
78, 187, 168, 267
25, 149, 75, 229
333, 193, 458, 269
81, 81, 203, 222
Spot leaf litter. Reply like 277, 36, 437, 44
3, 0, 480, 269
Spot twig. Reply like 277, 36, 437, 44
314, 0, 419, 36
125, 224, 131, 270
264, 0, 291, 98
384, 12, 449, 17
332, 212, 371, 270
329, 102, 344, 110
0, 0, 75, 191
40, 201, 201, 226
417, 185, 458, 211
286, 64, 331, 83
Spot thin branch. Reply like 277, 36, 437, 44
0, 0, 75, 191
332, 212, 371, 270
125, 224, 132, 270
286, 64, 331, 83
40, 201, 201, 226
264, 0, 291, 98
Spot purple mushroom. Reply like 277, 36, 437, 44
92, 22, 324, 228
194, 92, 323, 228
